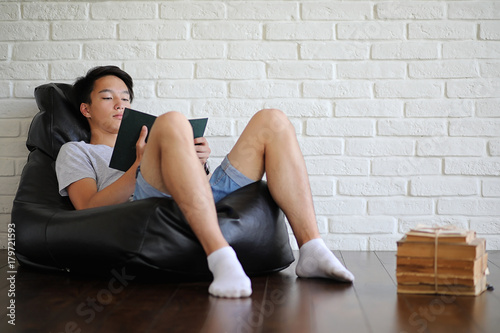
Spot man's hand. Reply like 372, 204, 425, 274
135, 125, 148, 163
194, 137, 211, 165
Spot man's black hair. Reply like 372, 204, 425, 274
73, 66, 134, 106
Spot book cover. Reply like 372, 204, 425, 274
109, 108, 208, 171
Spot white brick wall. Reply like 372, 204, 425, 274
1, 0, 499, 251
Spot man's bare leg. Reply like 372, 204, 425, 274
228, 109, 354, 282
140, 112, 252, 297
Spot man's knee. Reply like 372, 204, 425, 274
152, 111, 193, 139
253, 109, 293, 135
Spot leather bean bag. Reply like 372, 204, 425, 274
12, 83, 294, 280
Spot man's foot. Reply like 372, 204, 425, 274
296, 238, 354, 282
207, 246, 252, 298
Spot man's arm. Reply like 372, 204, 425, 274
68, 126, 148, 210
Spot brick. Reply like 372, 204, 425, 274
160, 42, 225, 59
303, 2, 371, 20
266, 22, 333, 40
0, 22, 49, 41
0, 159, 15, 176
301, 42, 369, 60
50, 61, 122, 80
303, 81, 372, 98
228, 2, 298, 20
0, 196, 14, 214
445, 158, 500, 176
399, 217, 469, 234
409, 22, 475, 40
480, 22, 500, 40
161, 2, 225, 20
192, 100, 264, 118
53, 22, 116, 40
298, 137, 342, 156
450, 119, 500, 137
0, 139, 28, 158
205, 118, 232, 137
14, 82, 43, 98
369, 235, 401, 251
193, 22, 261, 40
23, 2, 87, 20
197, 61, 265, 79
0, 176, 20, 195
129, 81, 155, 99
158, 80, 226, 99
329, 217, 396, 234
417, 138, 485, 157
306, 157, 369, 176
268, 61, 332, 79
336, 99, 403, 117
132, 99, 190, 117
324, 235, 368, 251
84, 42, 155, 60
490, 140, 500, 156
337, 22, 404, 40
0, 63, 47, 80
470, 218, 500, 233
0, 82, 11, 98
338, 61, 405, 79
483, 179, 500, 197
0, 100, 38, 118
480, 61, 500, 78
376, 2, 445, 19
0, 44, 8, 61
406, 99, 473, 117
375, 81, 443, 98
372, 157, 441, 176
124, 61, 192, 80
338, 178, 407, 196
310, 177, 335, 196
317, 216, 329, 235
368, 198, 434, 216
314, 198, 365, 215
372, 42, 438, 60
409, 60, 479, 79
378, 119, 447, 136
438, 198, 500, 216
229, 81, 300, 98
91, 2, 156, 20
443, 41, 500, 59
449, 2, 500, 19
410, 176, 478, 196
229, 42, 296, 60
119, 22, 187, 40
448, 79, 500, 98
207, 138, 237, 157
345, 138, 414, 157
263, 99, 331, 117
306, 118, 374, 137
0, 3, 19, 20
476, 99, 500, 117
13, 43, 80, 61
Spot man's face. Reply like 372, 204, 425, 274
81, 75, 131, 136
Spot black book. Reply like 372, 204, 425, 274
109, 108, 208, 171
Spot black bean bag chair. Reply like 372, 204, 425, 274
11, 83, 294, 280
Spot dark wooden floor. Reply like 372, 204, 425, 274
1, 250, 499, 333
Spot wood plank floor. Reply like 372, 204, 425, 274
0, 250, 498, 333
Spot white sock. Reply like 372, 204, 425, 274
207, 246, 252, 298
296, 238, 354, 282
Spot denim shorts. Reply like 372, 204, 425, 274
133, 156, 254, 203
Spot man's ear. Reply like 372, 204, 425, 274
80, 103, 91, 119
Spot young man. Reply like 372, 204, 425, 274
56, 66, 354, 298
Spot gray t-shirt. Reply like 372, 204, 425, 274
55, 141, 124, 196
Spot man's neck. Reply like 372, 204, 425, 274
90, 131, 117, 147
